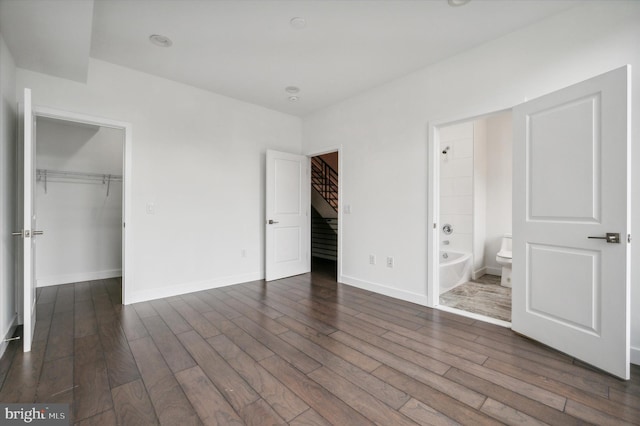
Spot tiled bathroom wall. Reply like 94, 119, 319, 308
439, 122, 474, 255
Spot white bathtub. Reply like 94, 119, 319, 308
439, 251, 472, 295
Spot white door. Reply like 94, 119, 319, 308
512, 66, 630, 379
16, 88, 38, 352
265, 150, 310, 281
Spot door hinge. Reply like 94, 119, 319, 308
628, 234, 632, 243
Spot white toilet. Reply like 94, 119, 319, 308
496, 233, 512, 288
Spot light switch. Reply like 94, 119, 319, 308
146, 203, 155, 215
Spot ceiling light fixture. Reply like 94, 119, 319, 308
288, 95, 300, 102
289, 17, 306, 29
285, 86, 300, 94
447, 0, 471, 6
149, 34, 173, 47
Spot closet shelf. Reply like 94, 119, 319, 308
36, 168, 122, 196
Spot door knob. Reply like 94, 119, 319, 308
33, 231, 44, 236
268, 220, 279, 225
11, 231, 23, 237
588, 233, 620, 243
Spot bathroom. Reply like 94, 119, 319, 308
438, 111, 512, 322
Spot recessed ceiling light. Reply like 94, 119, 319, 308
149, 34, 173, 47
448, 0, 471, 6
289, 17, 306, 29
288, 95, 300, 102
285, 86, 300, 94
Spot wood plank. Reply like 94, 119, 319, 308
276, 315, 381, 373
232, 315, 321, 374
127, 335, 201, 426
111, 379, 159, 426
74, 409, 117, 426
307, 366, 419, 425
73, 334, 113, 422
141, 315, 196, 374
208, 333, 308, 422
279, 330, 409, 410
238, 398, 287, 426
289, 409, 332, 426
259, 355, 374, 426
177, 330, 259, 411
45, 311, 74, 361
372, 365, 500, 426
175, 366, 244, 426
444, 367, 582, 426
399, 398, 461, 426
149, 299, 193, 335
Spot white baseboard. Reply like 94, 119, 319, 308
472, 267, 487, 280
485, 266, 502, 276
339, 274, 429, 307
631, 346, 640, 366
0, 314, 18, 359
37, 269, 122, 287
128, 271, 264, 304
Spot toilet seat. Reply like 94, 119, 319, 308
496, 250, 512, 265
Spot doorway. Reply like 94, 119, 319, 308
34, 117, 124, 290
429, 110, 513, 326
436, 112, 513, 323
31, 106, 132, 304
310, 150, 340, 281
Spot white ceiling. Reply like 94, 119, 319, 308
1, 0, 583, 116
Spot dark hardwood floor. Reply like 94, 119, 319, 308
1, 258, 639, 425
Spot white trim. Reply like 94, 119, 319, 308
37, 269, 122, 287
0, 314, 18, 359
631, 346, 640, 366
436, 304, 512, 328
340, 275, 430, 307
304, 145, 343, 283
31, 105, 133, 304
129, 272, 264, 304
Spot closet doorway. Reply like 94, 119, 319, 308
31, 106, 131, 304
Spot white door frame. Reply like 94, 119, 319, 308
305, 146, 343, 282
31, 105, 133, 305
427, 108, 512, 327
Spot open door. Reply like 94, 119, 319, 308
15, 88, 39, 352
265, 150, 310, 281
512, 66, 630, 379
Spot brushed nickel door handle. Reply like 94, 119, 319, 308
588, 233, 620, 243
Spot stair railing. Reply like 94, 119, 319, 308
311, 156, 338, 212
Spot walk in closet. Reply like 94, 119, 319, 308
35, 117, 124, 287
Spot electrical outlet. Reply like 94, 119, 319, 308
369, 254, 376, 265
386, 257, 394, 268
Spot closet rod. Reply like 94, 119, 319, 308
36, 169, 122, 196
36, 169, 123, 182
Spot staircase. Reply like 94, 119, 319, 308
311, 156, 338, 212
311, 207, 338, 260
310, 156, 338, 260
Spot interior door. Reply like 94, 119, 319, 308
16, 88, 37, 352
512, 66, 630, 379
265, 150, 310, 281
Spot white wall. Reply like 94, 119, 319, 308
35, 120, 123, 286
302, 2, 640, 363
0, 34, 17, 357
17, 58, 301, 303
473, 119, 487, 276
484, 113, 512, 275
